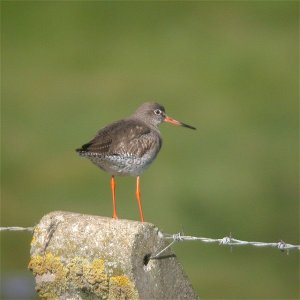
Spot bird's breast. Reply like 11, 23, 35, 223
86, 132, 162, 176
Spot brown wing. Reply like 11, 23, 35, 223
76, 119, 159, 158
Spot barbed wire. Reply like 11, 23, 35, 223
163, 232, 300, 249
1, 226, 299, 256
154, 232, 300, 257
150, 232, 300, 259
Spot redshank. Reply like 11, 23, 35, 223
76, 102, 195, 222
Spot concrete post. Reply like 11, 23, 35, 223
28, 211, 199, 299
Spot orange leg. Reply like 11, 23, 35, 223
111, 176, 118, 219
135, 176, 145, 223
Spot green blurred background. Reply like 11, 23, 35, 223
1, 1, 299, 299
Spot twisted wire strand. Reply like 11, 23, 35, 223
163, 233, 300, 250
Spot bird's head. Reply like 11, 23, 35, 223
133, 102, 196, 130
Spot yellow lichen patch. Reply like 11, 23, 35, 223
92, 258, 105, 274
28, 254, 44, 275
28, 252, 66, 277
109, 275, 138, 300
57, 257, 109, 298
83, 258, 109, 297
29, 255, 136, 299
28, 252, 68, 299
91, 259, 104, 276
111, 275, 131, 287
83, 258, 105, 284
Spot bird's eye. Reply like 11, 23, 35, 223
154, 109, 162, 115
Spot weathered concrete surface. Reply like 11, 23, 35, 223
29, 211, 199, 299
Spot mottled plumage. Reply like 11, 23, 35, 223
76, 102, 195, 222
76, 119, 162, 176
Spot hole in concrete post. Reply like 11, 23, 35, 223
143, 253, 151, 266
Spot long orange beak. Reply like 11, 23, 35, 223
164, 116, 196, 130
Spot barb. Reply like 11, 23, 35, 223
0, 226, 34, 232
150, 232, 186, 259
162, 232, 300, 253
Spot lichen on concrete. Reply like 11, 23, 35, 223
28, 252, 68, 299
108, 275, 138, 300
28, 252, 138, 299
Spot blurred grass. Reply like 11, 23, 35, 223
1, 1, 299, 299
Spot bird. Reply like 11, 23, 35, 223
76, 102, 196, 222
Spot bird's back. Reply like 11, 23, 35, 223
76, 119, 162, 176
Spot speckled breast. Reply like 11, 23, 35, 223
87, 151, 159, 176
